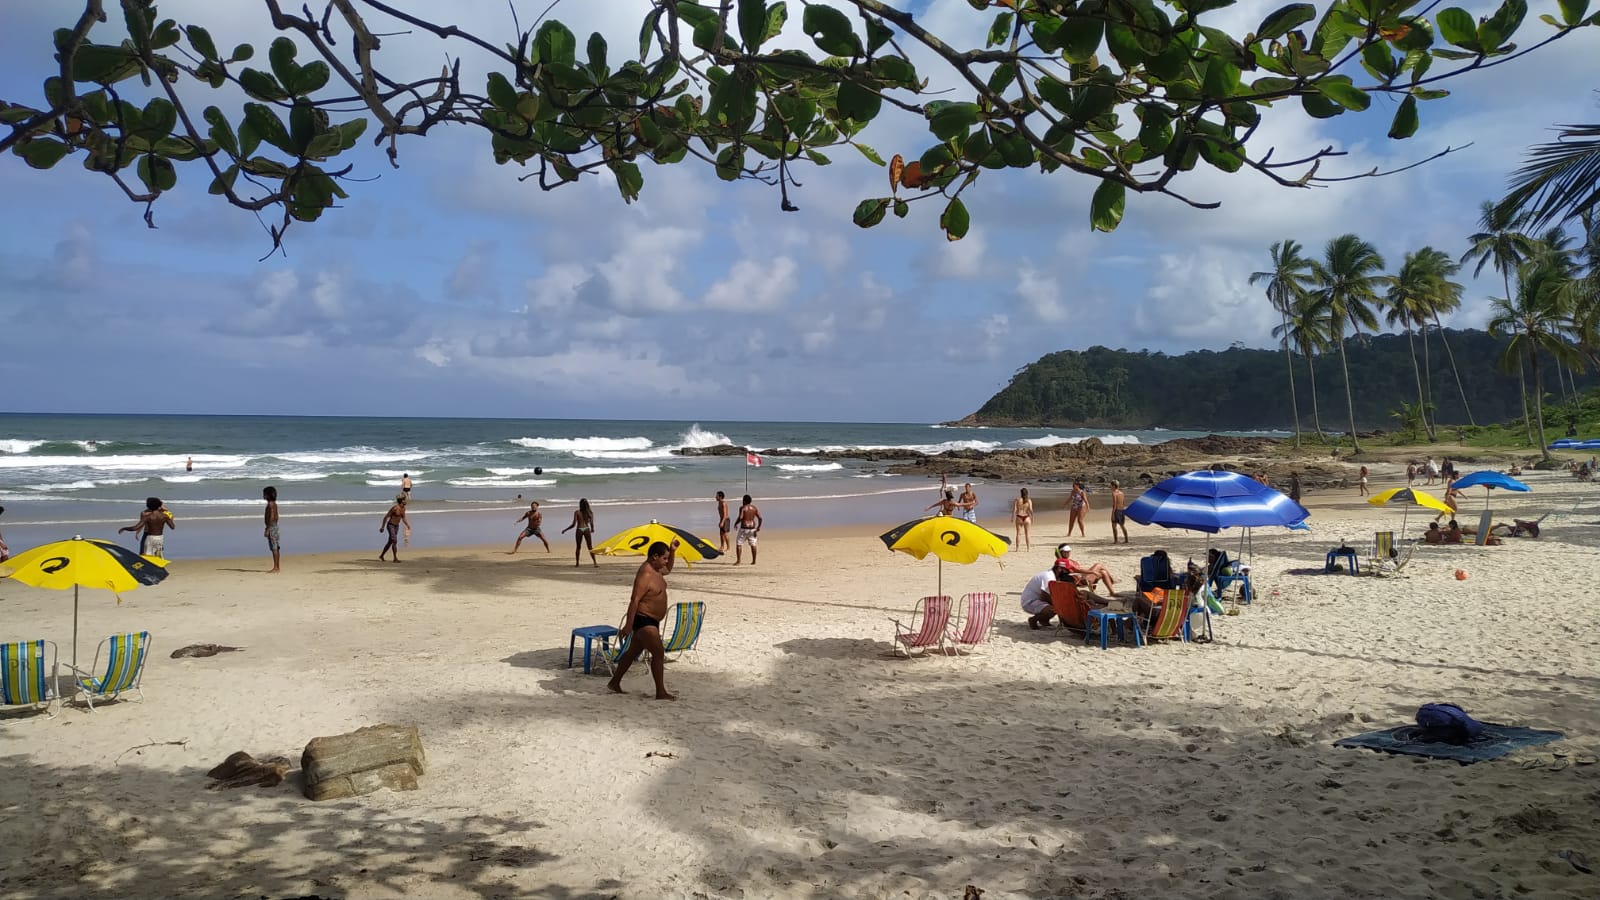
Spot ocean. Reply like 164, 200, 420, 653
0, 414, 1282, 560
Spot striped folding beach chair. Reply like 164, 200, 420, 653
890, 595, 952, 658
659, 602, 706, 662
1143, 589, 1191, 643
946, 592, 999, 655
1, 639, 59, 717
75, 631, 152, 711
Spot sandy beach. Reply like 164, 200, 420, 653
3, 466, 1599, 899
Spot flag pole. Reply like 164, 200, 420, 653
745, 451, 749, 494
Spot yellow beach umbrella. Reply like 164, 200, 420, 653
1368, 487, 1451, 540
593, 520, 721, 567
1, 536, 168, 671
879, 514, 1010, 597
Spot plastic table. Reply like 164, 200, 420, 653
568, 625, 618, 674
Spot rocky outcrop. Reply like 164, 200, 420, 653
301, 724, 425, 801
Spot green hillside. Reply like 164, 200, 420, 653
964, 330, 1598, 431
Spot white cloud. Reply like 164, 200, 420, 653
704, 256, 798, 311
1015, 264, 1070, 323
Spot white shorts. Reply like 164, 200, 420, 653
144, 534, 165, 558
1021, 594, 1051, 615
737, 527, 758, 547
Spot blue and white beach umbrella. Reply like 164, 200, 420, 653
1450, 471, 1531, 493
1124, 469, 1310, 534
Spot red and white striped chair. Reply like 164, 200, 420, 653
889, 595, 952, 658
946, 592, 998, 655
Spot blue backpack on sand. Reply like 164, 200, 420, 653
1416, 703, 1486, 744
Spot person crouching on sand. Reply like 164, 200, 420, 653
607, 539, 679, 700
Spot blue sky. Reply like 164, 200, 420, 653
1, 2, 1596, 423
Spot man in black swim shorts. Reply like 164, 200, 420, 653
607, 539, 680, 700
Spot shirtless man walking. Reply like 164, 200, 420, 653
715, 490, 731, 553
1109, 481, 1129, 544
379, 494, 410, 562
606, 539, 679, 700
119, 497, 174, 558
263, 485, 281, 573
735, 493, 762, 565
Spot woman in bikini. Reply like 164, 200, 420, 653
925, 488, 958, 516
1011, 488, 1034, 551
1065, 479, 1088, 538
561, 497, 598, 567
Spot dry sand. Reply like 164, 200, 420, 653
3, 467, 1599, 899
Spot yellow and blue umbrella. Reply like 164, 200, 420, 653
879, 514, 1010, 596
1368, 487, 1451, 539
1, 536, 168, 671
593, 520, 721, 566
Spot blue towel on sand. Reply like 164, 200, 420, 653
1334, 724, 1563, 764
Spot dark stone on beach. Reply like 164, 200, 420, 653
301, 723, 425, 801
171, 643, 243, 659
206, 750, 291, 790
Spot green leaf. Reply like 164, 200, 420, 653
17, 138, 71, 169
871, 56, 918, 88
139, 98, 177, 140
1202, 58, 1241, 98
988, 12, 1014, 49
836, 81, 882, 123
587, 31, 609, 76
852, 197, 889, 228
208, 164, 240, 195
1481, 0, 1528, 50
268, 37, 300, 92
243, 102, 296, 155
738, 0, 768, 51
765, 3, 791, 44
137, 153, 176, 192
1361, 42, 1397, 81
1435, 7, 1479, 50
939, 197, 970, 241
1249, 75, 1298, 95
1059, 15, 1105, 64
335, 117, 368, 150
611, 160, 643, 202
152, 19, 181, 50
987, 63, 1016, 94
893, 198, 909, 218
864, 15, 892, 53
1315, 76, 1371, 111
715, 145, 744, 181
852, 142, 885, 166
1410, 87, 1449, 100
536, 21, 577, 68
71, 44, 141, 84
1090, 179, 1125, 232
639, 7, 661, 59
186, 25, 219, 61
239, 68, 288, 102
487, 72, 517, 111
1035, 76, 1073, 114
289, 100, 315, 154
1300, 91, 1344, 118
803, 5, 863, 57
1105, 25, 1146, 68
1387, 94, 1418, 139
1559, 0, 1591, 25
1393, 18, 1434, 51
1255, 3, 1317, 41
928, 102, 981, 141
289, 61, 330, 96
231, 43, 254, 62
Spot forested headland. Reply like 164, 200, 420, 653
958, 330, 1599, 432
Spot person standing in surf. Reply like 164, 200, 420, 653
562, 498, 598, 567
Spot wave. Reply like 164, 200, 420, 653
538, 465, 662, 476
0, 439, 46, 454
366, 469, 421, 478
510, 435, 653, 452
678, 423, 732, 449
275, 448, 429, 464
364, 478, 432, 487
446, 477, 559, 489
0, 453, 249, 471
1018, 433, 1143, 447
571, 449, 680, 460
775, 462, 844, 473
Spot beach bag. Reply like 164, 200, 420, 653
1415, 703, 1485, 744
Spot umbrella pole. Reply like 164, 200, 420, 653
938, 557, 944, 598
73, 583, 80, 673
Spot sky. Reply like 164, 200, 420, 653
1, 1, 1596, 424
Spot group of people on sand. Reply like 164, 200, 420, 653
506, 492, 764, 566
1018, 542, 1129, 629
929, 478, 1131, 554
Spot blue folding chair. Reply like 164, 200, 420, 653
1, 639, 59, 717
76, 632, 152, 711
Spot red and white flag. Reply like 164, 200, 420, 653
746, 452, 763, 467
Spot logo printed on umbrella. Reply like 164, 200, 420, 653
628, 536, 651, 550
41, 557, 70, 574
940, 530, 961, 546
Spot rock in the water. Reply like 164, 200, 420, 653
301, 723, 425, 801
170, 643, 243, 658
205, 750, 290, 790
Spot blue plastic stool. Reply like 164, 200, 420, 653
568, 625, 618, 674
1325, 547, 1359, 576
1085, 609, 1144, 649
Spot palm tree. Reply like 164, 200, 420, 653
1273, 294, 1332, 441
1497, 120, 1600, 232
1249, 240, 1316, 447
1487, 257, 1583, 460
1310, 234, 1386, 453
1384, 249, 1445, 440
1462, 201, 1535, 435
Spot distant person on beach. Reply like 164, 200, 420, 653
1011, 488, 1034, 551
1357, 466, 1369, 496
1288, 472, 1302, 504
0, 505, 9, 562
716, 490, 731, 553
926, 488, 958, 516
510, 501, 550, 553
1065, 479, 1089, 538
1425, 457, 1440, 485
1109, 480, 1128, 544
735, 494, 762, 565
606, 539, 679, 700
958, 483, 978, 524
1424, 521, 1443, 545
1057, 543, 1117, 596
1435, 477, 1461, 521
119, 497, 174, 559
263, 486, 280, 573
379, 494, 409, 562
561, 498, 598, 567
185, 456, 193, 473
1443, 519, 1465, 544
1406, 462, 1417, 486
401, 473, 412, 497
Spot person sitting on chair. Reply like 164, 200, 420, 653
1056, 543, 1118, 596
